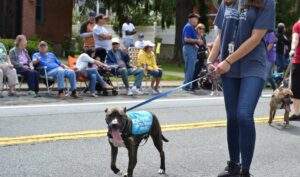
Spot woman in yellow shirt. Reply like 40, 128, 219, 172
137, 41, 163, 94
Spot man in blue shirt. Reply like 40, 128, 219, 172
182, 13, 202, 90
32, 41, 78, 98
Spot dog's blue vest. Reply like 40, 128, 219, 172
126, 111, 153, 136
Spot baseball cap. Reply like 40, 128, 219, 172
89, 11, 96, 17
144, 41, 155, 48
111, 37, 120, 44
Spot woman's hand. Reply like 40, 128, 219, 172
215, 60, 231, 75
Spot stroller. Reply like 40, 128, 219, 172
197, 67, 223, 95
96, 66, 118, 96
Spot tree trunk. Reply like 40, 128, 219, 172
173, 0, 194, 64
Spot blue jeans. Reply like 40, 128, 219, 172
84, 68, 106, 93
265, 61, 276, 90
183, 45, 198, 89
117, 67, 144, 89
47, 67, 77, 91
222, 76, 264, 170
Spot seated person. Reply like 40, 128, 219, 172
106, 38, 144, 96
9, 35, 40, 97
73, 49, 113, 97
137, 41, 163, 94
0, 42, 19, 97
134, 33, 146, 49
32, 41, 78, 99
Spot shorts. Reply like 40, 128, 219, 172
148, 69, 163, 78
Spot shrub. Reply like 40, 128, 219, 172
0, 38, 53, 57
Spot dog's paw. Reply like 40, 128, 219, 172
116, 171, 125, 176
158, 169, 165, 174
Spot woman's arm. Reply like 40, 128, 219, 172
207, 32, 221, 63
290, 32, 299, 57
225, 29, 267, 64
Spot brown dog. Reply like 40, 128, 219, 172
105, 107, 168, 177
269, 86, 293, 125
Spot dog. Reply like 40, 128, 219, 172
269, 85, 293, 125
105, 107, 169, 177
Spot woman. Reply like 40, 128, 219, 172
137, 41, 163, 94
0, 42, 18, 97
207, 0, 275, 176
289, 19, 300, 121
9, 35, 40, 97
193, 23, 208, 89
275, 23, 290, 72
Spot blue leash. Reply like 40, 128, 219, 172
127, 78, 201, 111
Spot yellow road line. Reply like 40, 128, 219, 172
0, 116, 283, 147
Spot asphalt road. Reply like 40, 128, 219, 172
0, 91, 300, 177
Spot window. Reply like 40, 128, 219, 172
36, 0, 44, 24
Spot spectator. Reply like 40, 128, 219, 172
193, 23, 208, 89
0, 42, 18, 97
32, 41, 78, 99
137, 41, 163, 94
106, 38, 144, 96
182, 13, 201, 91
122, 16, 136, 49
9, 35, 40, 97
276, 23, 290, 72
134, 33, 146, 49
264, 32, 277, 91
208, 0, 275, 176
80, 12, 96, 50
93, 14, 112, 53
289, 19, 300, 121
74, 49, 113, 97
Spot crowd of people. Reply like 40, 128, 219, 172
0, 13, 162, 98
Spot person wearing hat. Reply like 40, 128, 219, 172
122, 16, 137, 49
137, 41, 163, 94
32, 41, 78, 99
0, 41, 19, 97
80, 12, 96, 50
134, 33, 146, 49
106, 37, 144, 96
182, 13, 201, 91
93, 14, 112, 51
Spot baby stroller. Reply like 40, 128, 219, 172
197, 67, 223, 95
94, 48, 118, 96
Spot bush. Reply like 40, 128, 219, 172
0, 38, 53, 57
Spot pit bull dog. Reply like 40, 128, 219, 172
269, 86, 293, 125
105, 107, 169, 177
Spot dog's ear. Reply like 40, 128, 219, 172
123, 107, 127, 113
105, 108, 111, 114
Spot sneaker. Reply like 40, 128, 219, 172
28, 91, 36, 96
127, 89, 133, 96
240, 170, 253, 177
289, 114, 300, 121
151, 89, 159, 95
131, 86, 143, 95
8, 92, 19, 97
91, 93, 98, 98
70, 91, 79, 99
217, 161, 241, 177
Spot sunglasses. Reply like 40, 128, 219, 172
112, 43, 119, 45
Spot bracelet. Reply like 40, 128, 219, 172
225, 59, 232, 65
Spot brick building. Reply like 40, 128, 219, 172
0, 0, 73, 45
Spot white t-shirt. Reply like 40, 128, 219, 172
76, 53, 95, 71
93, 25, 112, 50
122, 23, 135, 39
134, 40, 145, 49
